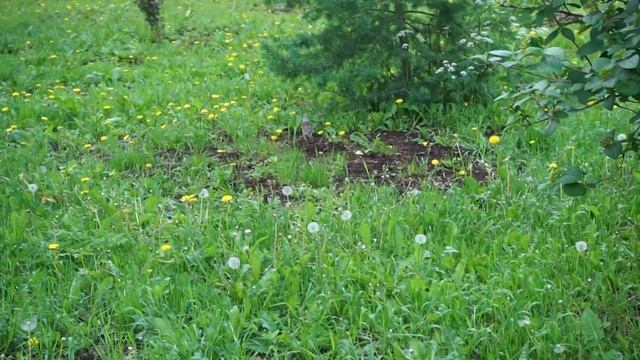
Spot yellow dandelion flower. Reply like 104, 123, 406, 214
11, 92, 20, 97
103, 105, 112, 110
72, 88, 81, 93
270, 135, 279, 141
529, 140, 536, 144
221, 194, 233, 203
28, 337, 40, 346
458, 169, 466, 176
145, 163, 153, 168
5, 125, 17, 132
1, 107, 9, 112
324, 121, 331, 126
100, 135, 108, 141
338, 130, 346, 137
489, 135, 501, 144
41, 116, 48, 121
80, 177, 90, 182
48, 242, 60, 250
160, 243, 172, 251
395, 98, 404, 105
83, 144, 92, 149
431, 159, 440, 166
548, 162, 558, 169
180, 194, 197, 203
136, 115, 144, 120
421, 141, 429, 147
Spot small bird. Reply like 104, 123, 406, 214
301, 113, 313, 140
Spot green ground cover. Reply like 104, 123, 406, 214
0, 1, 638, 358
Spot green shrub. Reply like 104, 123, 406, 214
487, 0, 640, 196
264, 0, 510, 110
135, 0, 163, 41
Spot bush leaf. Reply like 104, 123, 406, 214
562, 182, 588, 196
603, 141, 622, 159
558, 166, 583, 184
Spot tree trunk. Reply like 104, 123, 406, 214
394, 0, 411, 95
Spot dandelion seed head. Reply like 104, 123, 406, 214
198, 188, 209, 199
340, 210, 352, 221
517, 316, 531, 327
281, 186, 293, 196
20, 316, 37, 332
553, 344, 565, 354
227, 256, 241, 269
414, 234, 427, 245
575, 241, 588, 252
307, 222, 320, 234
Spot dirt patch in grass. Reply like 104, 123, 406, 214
76, 348, 101, 360
153, 131, 492, 197
295, 131, 491, 192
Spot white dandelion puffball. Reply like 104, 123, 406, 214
20, 316, 38, 332
27, 183, 38, 194
414, 234, 427, 245
517, 316, 531, 327
307, 222, 320, 234
616, 133, 627, 142
281, 186, 293, 196
575, 241, 588, 252
227, 256, 241, 269
553, 344, 566, 354
340, 210, 352, 221
198, 188, 209, 199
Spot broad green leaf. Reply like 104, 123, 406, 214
581, 308, 604, 349
558, 166, 583, 184
603, 141, 622, 159
578, 39, 605, 57
544, 47, 565, 58
615, 79, 640, 96
532, 80, 549, 91
545, 29, 560, 44
618, 54, 639, 69
489, 50, 513, 57
523, 47, 544, 56
544, 119, 560, 135
562, 182, 588, 196
560, 27, 576, 42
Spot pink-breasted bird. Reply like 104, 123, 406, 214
301, 113, 313, 140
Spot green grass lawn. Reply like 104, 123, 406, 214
1, 1, 639, 358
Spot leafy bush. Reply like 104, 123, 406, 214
487, 0, 639, 195
264, 0, 510, 110
136, 0, 163, 41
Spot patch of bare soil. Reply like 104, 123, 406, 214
154, 131, 493, 198
295, 131, 491, 192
